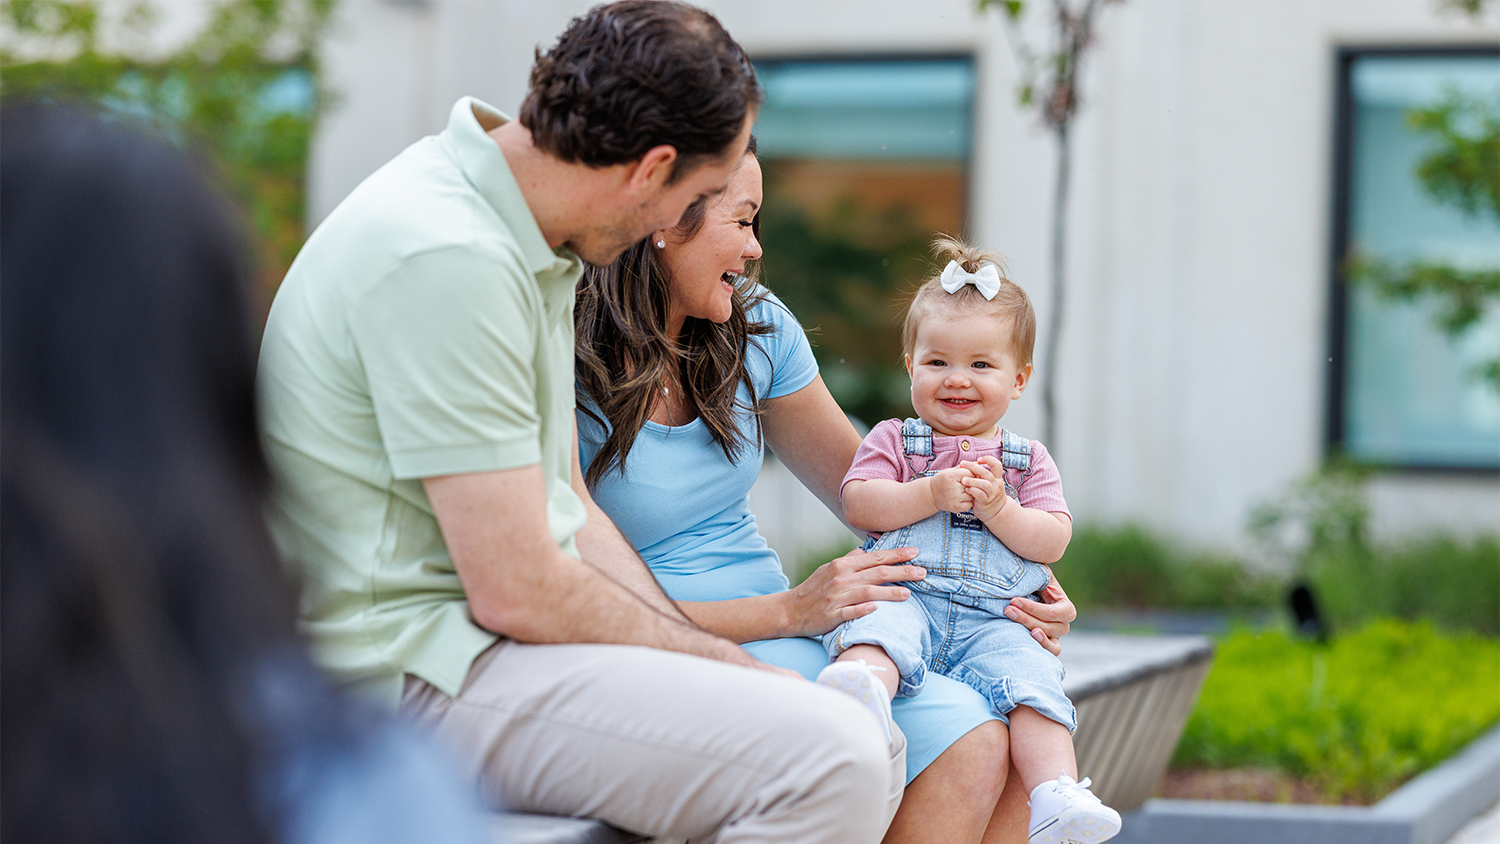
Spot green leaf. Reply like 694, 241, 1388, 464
1345, 253, 1500, 393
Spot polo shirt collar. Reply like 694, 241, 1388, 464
444, 96, 578, 279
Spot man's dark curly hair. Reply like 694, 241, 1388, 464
520, 0, 763, 184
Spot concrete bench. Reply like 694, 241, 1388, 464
1061, 632, 1215, 811
491, 631, 1213, 842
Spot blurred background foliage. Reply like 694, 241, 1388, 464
1065, 467, 1498, 802
750, 58, 974, 428
758, 170, 935, 427
1, 0, 335, 297
1050, 466, 1499, 638
1250, 466, 1499, 636
1058, 525, 1282, 615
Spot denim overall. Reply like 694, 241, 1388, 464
823, 419, 1075, 730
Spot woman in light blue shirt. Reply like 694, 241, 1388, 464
574, 138, 1077, 844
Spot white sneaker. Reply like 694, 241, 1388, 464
815, 660, 893, 744
1027, 772, 1121, 844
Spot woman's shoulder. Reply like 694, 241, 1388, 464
743, 284, 818, 390
745, 285, 801, 330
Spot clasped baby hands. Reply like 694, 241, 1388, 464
927, 466, 975, 514
927, 459, 1014, 520
960, 457, 1012, 521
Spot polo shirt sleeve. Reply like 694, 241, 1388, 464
350, 245, 543, 480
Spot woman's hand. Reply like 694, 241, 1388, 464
1004, 571, 1075, 656
783, 546, 924, 638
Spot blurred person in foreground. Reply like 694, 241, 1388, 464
256, 2, 901, 840
0, 102, 488, 844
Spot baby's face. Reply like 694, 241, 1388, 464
905, 311, 1031, 438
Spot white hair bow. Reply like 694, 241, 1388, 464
939, 260, 1002, 300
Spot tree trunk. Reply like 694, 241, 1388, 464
1042, 121, 1071, 452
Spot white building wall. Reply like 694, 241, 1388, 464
306, 0, 1500, 563
1054, 0, 1498, 551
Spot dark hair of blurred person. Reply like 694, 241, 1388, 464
1, 102, 487, 844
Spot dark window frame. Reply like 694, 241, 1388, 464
1324, 43, 1500, 475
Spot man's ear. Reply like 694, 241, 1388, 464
626, 145, 679, 192
1013, 362, 1033, 398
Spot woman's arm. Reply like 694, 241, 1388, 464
758, 374, 861, 525
672, 376, 922, 642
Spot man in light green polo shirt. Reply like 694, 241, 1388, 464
258, 3, 902, 842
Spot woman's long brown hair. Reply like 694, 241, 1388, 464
574, 143, 774, 487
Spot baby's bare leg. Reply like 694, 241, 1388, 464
837, 644, 900, 699
1007, 705, 1077, 791
840, 647, 894, 701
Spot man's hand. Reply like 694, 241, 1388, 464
928, 466, 975, 514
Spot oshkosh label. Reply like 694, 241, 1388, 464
949, 511, 986, 532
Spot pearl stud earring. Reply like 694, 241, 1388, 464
656, 240, 666, 248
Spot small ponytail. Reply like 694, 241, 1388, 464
931, 234, 1008, 279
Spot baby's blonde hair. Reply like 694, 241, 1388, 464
902, 235, 1036, 365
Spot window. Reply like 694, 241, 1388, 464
1330, 48, 1500, 469
752, 57, 974, 427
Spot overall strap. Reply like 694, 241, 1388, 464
900, 418, 936, 477
998, 429, 1032, 472
998, 429, 1033, 494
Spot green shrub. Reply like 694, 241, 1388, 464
1173, 620, 1500, 802
1059, 525, 1279, 611
1308, 535, 1500, 636
1251, 467, 1500, 637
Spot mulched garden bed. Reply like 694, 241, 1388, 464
1157, 768, 1377, 806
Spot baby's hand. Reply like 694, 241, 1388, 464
962, 457, 1011, 522
928, 467, 974, 514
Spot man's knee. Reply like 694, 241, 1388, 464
783, 689, 900, 811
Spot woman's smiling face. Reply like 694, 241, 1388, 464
660, 153, 763, 335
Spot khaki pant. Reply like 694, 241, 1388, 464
402, 641, 904, 844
